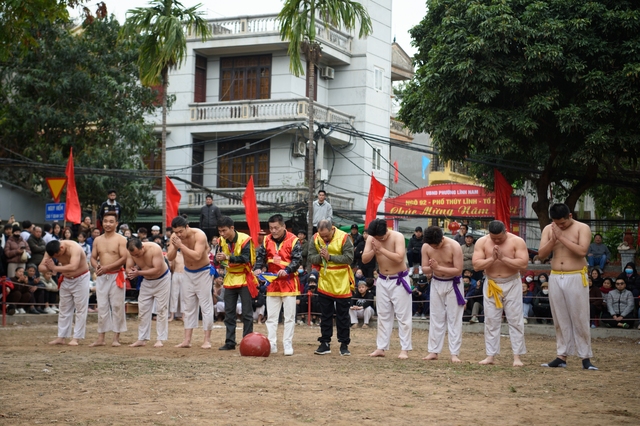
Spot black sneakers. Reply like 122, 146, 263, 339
218, 344, 235, 351
582, 359, 598, 370
339, 343, 351, 356
541, 357, 567, 368
314, 342, 331, 355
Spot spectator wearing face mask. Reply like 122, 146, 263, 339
617, 262, 640, 299
523, 270, 536, 293
533, 281, 551, 324
522, 282, 534, 324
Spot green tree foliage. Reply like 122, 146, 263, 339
399, 0, 640, 227
0, 15, 161, 222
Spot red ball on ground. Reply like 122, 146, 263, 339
239, 332, 271, 357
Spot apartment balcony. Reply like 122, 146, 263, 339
186, 14, 353, 65
189, 98, 355, 144
390, 117, 413, 143
429, 161, 477, 185
186, 187, 354, 211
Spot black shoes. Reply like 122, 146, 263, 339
541, 357, 567, 368
314, 342, 331, 355
582, 359, 598, 370
339, 343, 351, 356
28, 307, 40, 315
218, 344, 235, 351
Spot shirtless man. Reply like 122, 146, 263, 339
363, 219, 413, 359
537, 203, 598, 370
169, 250, 185, 322
472, 220, 529, 367
89, 212, 128, 347
40, 240, 90, 346
126, 238, 171, 348
421, 226, 465, 363
167, 215, 214, 349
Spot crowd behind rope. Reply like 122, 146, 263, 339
1, 209, 639, 349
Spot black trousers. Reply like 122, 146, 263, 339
601, 311, 634, 327
202, 228, 219, 243
223, 286, 253, 346
317, 293, 350, 346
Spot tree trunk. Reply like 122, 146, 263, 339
306, 55, 315, 245
161, 68, 168, 231
532, 171, 552, 230
564, 163, 598, 218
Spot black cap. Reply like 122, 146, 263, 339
415, 226, 423, 232
351, 224, 359, 230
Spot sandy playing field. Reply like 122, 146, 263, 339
0, 319, 639, 425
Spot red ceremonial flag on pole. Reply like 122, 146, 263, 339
393, 161, 399, 184
365, 173, 386, 227
64, 148, 81, 224
494, 168, 513, 230
166, 176, 182, 227
242, 176, 260, 246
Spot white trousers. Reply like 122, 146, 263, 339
549, 271, 593, 358
349, 306, 375, 324
96, 273, 127, 334
376, 274, 413, 351
266, 295, 296, 350
181, 269, 214, 331
428, 278, 463, 355
58, 272, 90, 339
170, 272, 184, 314
483, 274, 526, 356
137, 271, 171, 341
214, 301, 225, 316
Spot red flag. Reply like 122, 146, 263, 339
242, 176, 260, 245
365, 173, 386, 227
166, 176, 182, 226
64, 148, 81, 224
393, 161, 399, 184
494, 168, 513, 230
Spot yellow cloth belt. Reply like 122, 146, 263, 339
550, 266, 588, 287
487, 279, 504, 309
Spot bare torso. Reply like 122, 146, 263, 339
177, 228, 209, 270
421, 237, 463, 279
541, 220, 590, 271
92, 232, 127, 273
172, 250, 185, 273
48, 241, 89, 278
129, 242, 168, 279
372, 230, 407, 275
473, 233, 528, 278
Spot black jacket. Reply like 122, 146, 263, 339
199, 204, 222, 229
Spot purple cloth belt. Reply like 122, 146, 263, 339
378, 270, 412, 294
434, 275, 466, 306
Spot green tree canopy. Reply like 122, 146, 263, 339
399, 0, 640, 227
0, 15, 161, 221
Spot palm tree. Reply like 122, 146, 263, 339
119, 0, 211, 230
279, 0, 372, 239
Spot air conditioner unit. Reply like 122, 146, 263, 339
293, 140, 306, 157
320, 66, 335, 80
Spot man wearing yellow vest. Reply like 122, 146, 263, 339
253, 214, 302, 356
216, 216, 258, 351
473, 220, 529, 367
537, 203, 598, 370
308, 219, 355, 356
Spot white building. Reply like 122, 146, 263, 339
151, 0, 414, 226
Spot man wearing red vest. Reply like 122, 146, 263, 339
308, 219, 355, 356
254, 214, 302, 356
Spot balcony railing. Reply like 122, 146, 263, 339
390, 118, 413, 139
190, 98, 354, 125
186, 14, 352, 53
186, 187, 354, 211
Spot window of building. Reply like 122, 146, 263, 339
192, 140, 205, 185
194, 55, 207, 102
220, 55, 271, 101
305, 65, 318, 101
372, 144, 382, 171
374, 66, 384, 92
217, 140, 270, 188
144, 138, 162, 189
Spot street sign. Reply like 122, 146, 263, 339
45, 203, 66, 221
46, 177, 67, 203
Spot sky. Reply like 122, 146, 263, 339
71, 0, 426, 57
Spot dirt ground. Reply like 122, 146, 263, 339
0, 319, 639, 425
